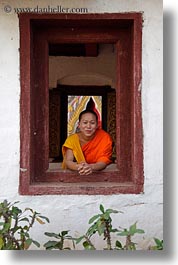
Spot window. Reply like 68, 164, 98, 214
49, 85, 116, 163
19, 13, 143, 195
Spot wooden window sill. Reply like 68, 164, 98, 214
21, 181, 143, 195
48, 162, 118, 172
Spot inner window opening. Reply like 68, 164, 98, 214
48, 43, 116, 170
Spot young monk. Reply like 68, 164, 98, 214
62, 110, 113, 175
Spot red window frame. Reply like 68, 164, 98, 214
19, 13, 143, 195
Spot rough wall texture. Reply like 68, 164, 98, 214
0, 0, 163, 249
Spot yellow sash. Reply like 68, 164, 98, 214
62, 134, 85, 169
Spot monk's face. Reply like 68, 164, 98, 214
78, 113, 98, 138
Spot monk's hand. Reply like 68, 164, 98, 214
83, 163, 93, 175
78, 163, 86, 175
78, 163, 92, 175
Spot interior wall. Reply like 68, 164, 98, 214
49, 44, 116, 88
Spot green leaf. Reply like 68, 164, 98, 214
115, 240, 123, 249
154, 238, 161, 245
11, 201, 20, 206
88, 214, 100, 224
19, 217, 30, 223
11, 207, 22, 219
32, 239, 40, 248
20, 229, 30, 237
106, 209, 119, 214
83, 241, 95, 250
87, 223, 97, 236
22, 225, 29, 231
44, 232, 60, 239
135, 229, 145, 234
25, 208, 34, 213
117, 229, 129, 236
24, 238, 33, 249
61, 230, 69, 236
97, 221, 105, 236
38, 215, 50, 223
129, 223, 137, 235
3, 223, 11, 232
44, 240, 59, 250
103, 212, 110, 220
100, 204, 105, 213
153, 238, 163, 250
110, 228, 119, 233
75, 235, 85, 244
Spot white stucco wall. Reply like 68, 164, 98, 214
0, 0, 163, 250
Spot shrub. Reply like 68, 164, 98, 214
44, 204, 163, 250
0, 200, 49, 250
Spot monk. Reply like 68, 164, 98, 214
62, 110, 113, 175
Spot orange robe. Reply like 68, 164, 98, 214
62, 129, 112, 169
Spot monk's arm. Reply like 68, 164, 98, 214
77, 161, 106, 175
64, 149, 79, 171
90, 162, 107, 171
64, 149, 107, 174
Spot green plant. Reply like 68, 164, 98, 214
149, 238, 163, 250
116, 222, 145, 250
75, 204, 120, 250
44, 230, 75, 250
43, 204, 163, 251
0, 200, 49, 250
0, 200, 163, 251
